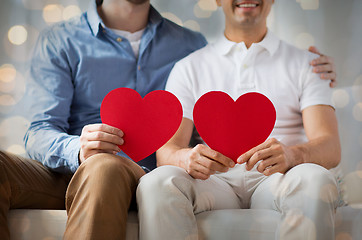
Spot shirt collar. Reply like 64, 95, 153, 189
86, 1, 163, 37
213, 29, 280, 56
86, 0, 103, 36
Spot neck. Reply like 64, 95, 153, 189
98, 1, 150, 33
224, 23, 267, 48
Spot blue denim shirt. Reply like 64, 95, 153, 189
23, 1, 207, 174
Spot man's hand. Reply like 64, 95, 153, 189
184, 144, 235, 180
237, 138, 299, 176
79, 123, 124, 163
308, 46, 337, 88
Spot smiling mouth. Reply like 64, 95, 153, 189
235, 2, 260, 8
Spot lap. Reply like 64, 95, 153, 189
0, 150, 69, 209
139, 165, 242, 212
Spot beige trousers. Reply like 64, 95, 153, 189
137, 163, 339, 240
0, 151, 145, 240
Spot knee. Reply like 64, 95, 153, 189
288, 163, 338, 203
137, 166, 191, 201
290, 163, 336, 186
77, 153, 141, 187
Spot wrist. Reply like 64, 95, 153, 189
291, 144, 309, 166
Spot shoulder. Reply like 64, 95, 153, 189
37, 13, 87, 45
278, 39, 318, 65
173, 43, 214, 68
159, 18, 207, 47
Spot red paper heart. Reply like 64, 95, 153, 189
193, 91, 276, 162
100, 88, 182, 162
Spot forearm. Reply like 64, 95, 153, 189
291, 135, 341, 169
24, 122, 80, 174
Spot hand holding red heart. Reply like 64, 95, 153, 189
79, 123, 124, 163
100, 88, 277, 177
237, 138, 299, 176
100, 88, 182, 162
183, 144, 235, 180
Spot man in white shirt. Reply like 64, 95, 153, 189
136, 0, 341, 239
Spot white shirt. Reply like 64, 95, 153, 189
165, 31, 333, 146
111, 28, 145, 58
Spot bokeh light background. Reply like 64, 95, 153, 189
0, 0, 361, 203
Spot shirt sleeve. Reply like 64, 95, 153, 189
165, 60, 196, 121
299, 52, 334, 112
23, 28, 80, 174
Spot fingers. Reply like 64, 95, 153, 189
259, 162, 282, 176
312, 62, 334, 74
310, 55, 334, 66
86, 130, 124, 146
83, 123, 124, 138
245, 147, 272, 171
237, 138, 276, 164
196, 144, 235, 168
185, 144, 234, 180
308, 46, 320, 55
79, 124, 124, 162
310, 53, 337, 87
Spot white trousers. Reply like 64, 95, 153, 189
137, 163, 339, 240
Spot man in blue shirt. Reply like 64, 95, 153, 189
0, 0, 337, 239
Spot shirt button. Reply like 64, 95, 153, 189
243, 64, 248, 69
138, 65, 141, 71
116, 37, 122, 42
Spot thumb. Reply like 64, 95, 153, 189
308, 46, 321, 56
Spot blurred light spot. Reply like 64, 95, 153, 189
0, 65, 17, 93
352, 103, 362, 122
300, 0, 319, 10
43, 4, 64, 23
197, 0, 218, 11
352, 75, 362, 103
7, 144, 26, 155
8, 25, 28, 45
0, 64, 16, 83
63, 5, 82, 21
0, 70, 26, 105
319, 183, 338, 203
295, 32, 315, 49
0, 116, 30, 138
0, 95, 16, 106
343, 171, 362, 205
184, 20, 201, 32
194, 3, 213, 18
336, 232, 352, 240
332, 89, 350, 108
161, 12, 183, 26
3, 24, 39, 62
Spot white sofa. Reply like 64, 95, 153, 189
8, 86, 362, 239
8, 205, 362, 239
